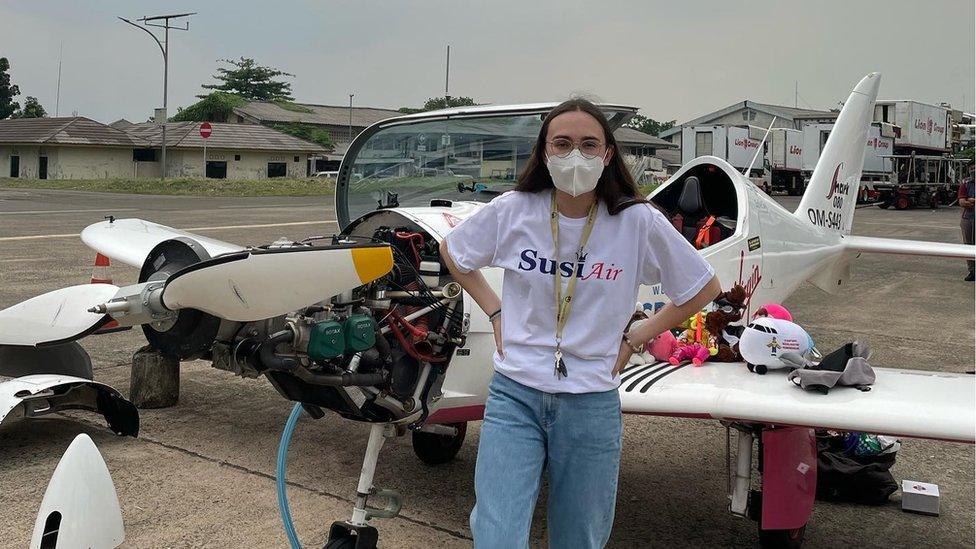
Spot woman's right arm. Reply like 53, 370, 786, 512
440, 239, 504, 356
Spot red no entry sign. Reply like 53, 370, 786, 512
199, 122, 212, 139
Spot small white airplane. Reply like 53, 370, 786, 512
1, 72, 973, 548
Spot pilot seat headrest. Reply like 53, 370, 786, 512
678, 176, 704, 214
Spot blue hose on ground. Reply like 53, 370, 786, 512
277, 402, 304, 549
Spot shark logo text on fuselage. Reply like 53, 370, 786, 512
809, 163, 852, 229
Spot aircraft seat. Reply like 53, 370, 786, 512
670, 176, 721, 248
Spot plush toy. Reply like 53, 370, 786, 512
739, 316, 815, 374
647, 330, 678, 362
754, 303, 793, 322
705, 284, 749, 362
623, 307, 683, 370
670, 311, 717, 366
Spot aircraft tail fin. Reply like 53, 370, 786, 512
796, 73, 881, 235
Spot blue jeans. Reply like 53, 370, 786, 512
470, 372, 623, 549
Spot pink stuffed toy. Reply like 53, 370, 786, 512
669, 343, 711, 366
647, 330, 678, 362
753, 303, 792, 322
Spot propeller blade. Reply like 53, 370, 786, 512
0, 285, 117, 347
161, 244, 393, 322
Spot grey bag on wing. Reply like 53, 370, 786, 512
787, 341, 875, 394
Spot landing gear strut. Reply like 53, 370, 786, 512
326, 424, 402, 549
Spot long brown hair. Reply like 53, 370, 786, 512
515, 98, 645, 214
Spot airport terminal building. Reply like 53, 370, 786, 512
0, 117, 326, 180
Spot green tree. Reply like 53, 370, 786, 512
12, 96, 46, 118
625, 114, 676, 137
201, 57, 294, 101
398, 96, 477, 114
172, 92, 245, 122
267, 122, 333, 150
0, 57, 21, 120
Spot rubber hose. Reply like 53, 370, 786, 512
277, 402, 304, 549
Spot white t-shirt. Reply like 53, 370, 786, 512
445, 190, 715, 394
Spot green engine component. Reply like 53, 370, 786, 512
308, 320, 345, 361
344, 314, 377, 352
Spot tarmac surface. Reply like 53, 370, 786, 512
0, 187, 973, 548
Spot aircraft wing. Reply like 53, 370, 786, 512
618, 361, 975, 443
81, 218, 244, 268
842, 235, 976, 259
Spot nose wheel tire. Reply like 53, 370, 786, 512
411, 422, 467, 465
324, 536, 357, 549
758, 524, 806, 548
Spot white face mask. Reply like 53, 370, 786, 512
546, 149, 605, 197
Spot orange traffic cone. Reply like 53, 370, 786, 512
90, 253, 113, 285
90, 253, 129, 334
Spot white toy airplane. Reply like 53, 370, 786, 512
0, 72, 973, 548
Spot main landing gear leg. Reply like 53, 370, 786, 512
727, 425, 816, 549
326, 424, 402, 549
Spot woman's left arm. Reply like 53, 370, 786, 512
612, 275, 722, 375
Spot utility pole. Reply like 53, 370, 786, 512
794, 81, 798, 108
55, 41, 62, 117
444, 45, 451, 101
118, 12, 195, 179
348, 94, 355, 143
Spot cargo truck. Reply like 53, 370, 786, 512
767, 128, 804, 195
874, 100, 950, 152
801, 122, 895, 201
680, 125, 766, 188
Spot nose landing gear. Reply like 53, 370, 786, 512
326, 424, 402, 549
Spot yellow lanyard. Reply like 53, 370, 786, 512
550, 191, 598, 378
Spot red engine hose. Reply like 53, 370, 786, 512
394, 231, 424, 268
390, 309, 427, 339
402, 281, 430, 337
386, 311, 445, 363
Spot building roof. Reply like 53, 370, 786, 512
233, 101, 401, 128
659, 100, 838, 138
613, 126, 676, 148
125, 121, 327, 153
109, 119, 136, 130
653, 148, 682, 167
0, 117, 147, 147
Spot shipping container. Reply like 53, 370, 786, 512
680, 125, 762, 171
769, 129, 803, 171
874, 100, 950, 151
801, 123, 893, 174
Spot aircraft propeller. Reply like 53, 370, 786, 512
0, 244, 393, 348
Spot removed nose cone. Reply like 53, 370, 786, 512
30, 433, 125, 549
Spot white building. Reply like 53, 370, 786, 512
0, 117, 326, 180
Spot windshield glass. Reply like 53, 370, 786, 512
342, 114, 543, 223
338, 107, 636, 225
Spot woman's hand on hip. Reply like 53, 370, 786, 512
491, 316, 504, 358
612, 340, 633, 377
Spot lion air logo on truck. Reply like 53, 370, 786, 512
789, 145, 802, 156
734, 138, 759, 149
914, 117, 946, 136
867, 137, 890, 151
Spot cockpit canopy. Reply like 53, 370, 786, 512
336, 104, 638, 227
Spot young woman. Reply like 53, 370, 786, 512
440, 98, 721, 548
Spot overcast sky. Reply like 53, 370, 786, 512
1, 1, 973, 125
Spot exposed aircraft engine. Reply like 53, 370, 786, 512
209, 213, 467, 425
